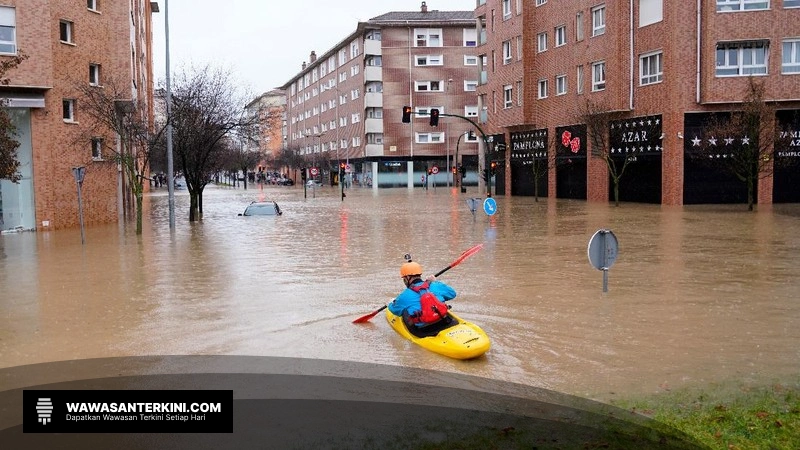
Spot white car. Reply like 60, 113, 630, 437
306, 179, 323, 187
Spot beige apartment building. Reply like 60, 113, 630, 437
0, 0, 157, 231
281, 2, 479, 188
244, 89, 287, 173
477, 0, 800, 205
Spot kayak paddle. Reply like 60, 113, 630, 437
352, 243, 484, 324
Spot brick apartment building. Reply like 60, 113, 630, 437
280, 2, 479, 188
478, 0, 799, 205
0, 0, 157, 232
244, 89, 287, 174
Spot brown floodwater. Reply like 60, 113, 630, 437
1, 183, 799, 401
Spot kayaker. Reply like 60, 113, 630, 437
388, 259, 457, 328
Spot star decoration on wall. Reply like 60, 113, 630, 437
692, 136, 702, 146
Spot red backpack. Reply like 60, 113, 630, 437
408, 281, 449, 325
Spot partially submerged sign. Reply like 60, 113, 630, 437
587, 229, 618, 293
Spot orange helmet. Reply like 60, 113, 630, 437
400, 261, 422, 278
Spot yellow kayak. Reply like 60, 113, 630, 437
386, 309, 491, 360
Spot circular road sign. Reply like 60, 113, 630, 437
587, 229, 619, 270
431, 166, 439, 174
483, 197, 497, 216
310, 167, 319, 176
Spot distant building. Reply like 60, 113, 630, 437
477, 0, 800, 204
280, 1, 478, 188
0, 1, 157, 231
244, 89, 287, 170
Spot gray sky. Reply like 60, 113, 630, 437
151, 0, 474, 96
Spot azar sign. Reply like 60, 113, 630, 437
609, 115, 663, 157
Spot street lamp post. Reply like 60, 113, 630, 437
72, 166, 86, 245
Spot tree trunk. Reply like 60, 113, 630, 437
747, 175, 755, 211
135, 193, 143, 234
189, 191, 199, 222
613, 178, 620, 207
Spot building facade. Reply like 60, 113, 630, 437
281, 2, 479, 188
244, 89, 287, 167
0, 0, 157, 232
477, 0, 800, 205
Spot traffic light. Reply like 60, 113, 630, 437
301, 168, 307, 181
490, 161, 497, 174
429, 108, 439, 127
402, 106, 412, 123
452, 166, 457, 175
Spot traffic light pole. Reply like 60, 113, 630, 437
402, 107, 494, 197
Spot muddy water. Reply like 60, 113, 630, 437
1, 184, 798, 401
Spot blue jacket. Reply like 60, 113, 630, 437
388, 279, 457, 319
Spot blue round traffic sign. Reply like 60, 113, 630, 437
483, 197, 497, 216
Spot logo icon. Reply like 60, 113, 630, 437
36, 398, 53, 425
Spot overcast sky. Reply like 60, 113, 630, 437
151, 0, 473, 96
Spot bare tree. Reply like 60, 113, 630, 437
0, 52, 28, 182
73, 75, 163, 234
227, 139, 262, 189
688, 78, 790, 211
169, 66, 257, 221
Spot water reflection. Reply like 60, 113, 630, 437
1, 184, 798, 400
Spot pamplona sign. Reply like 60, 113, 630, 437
778, 128, 800, 157
511, 129, 548, 161
609, 115, 663, 157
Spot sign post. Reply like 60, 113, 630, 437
72, 166, 86, 245
587, 229, 619, 293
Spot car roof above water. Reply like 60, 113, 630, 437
241, 201, 281, 216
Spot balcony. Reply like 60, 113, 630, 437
364, 92, 383, 108
365, 118, 383, 134
364, 66, 382, 82
365, 143, 384, 157
479, 70, 488, 85
365, 39, 382, 55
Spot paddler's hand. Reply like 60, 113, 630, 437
425, 275, 436, 282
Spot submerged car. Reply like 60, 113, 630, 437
238, 201, 282, 216
306, 179, 323, 188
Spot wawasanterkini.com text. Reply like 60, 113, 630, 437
66, 402, 221, 414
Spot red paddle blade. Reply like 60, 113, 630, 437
352, 305, 387, 324
453, 243, 484, 266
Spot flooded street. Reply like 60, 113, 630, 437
1, 183, 799, 401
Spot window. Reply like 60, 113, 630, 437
63, 99, 75, 121
0, 6, 16, 54
415, 106, 444, 117
464, 55, 478, 65
716, 41, 768, 76
351, 113, 360, 123
351, 89, 359, 99
536, 0, 547, 5
576, 12, 584, 41
502, 40, 512, 64
516, 36, 523, 60
537, 32, 547, 53
415, 28, 442, 47
365, 55, 381, 66
415, 80, 443, 91
592, 61, 606, 91
87, 0, 98, 11
592, 5, 606, 37
639, 0, 663, 26
352, 136, 361, 147
716, 0, 769, 12
464, 28, 477, 47
60, 19, 74, 43
89, 64, 100, 85
517, 80, 523, 105
640, 51, 663, 85
785, 0, 800, 7
464, 105, 479, 117
538, 79, 548, 99
502, 0, 512, 18
415, 132, 445, 143
555, 25, 566, 47
464, 80, 478, 91
350, 65, 359, 76
415, 55, 443, 66
782, 39, 800, 74
556, 75, 567, 95
350, 41, 359, 58
503, 85, 513, 108
91, 138, 102, 160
